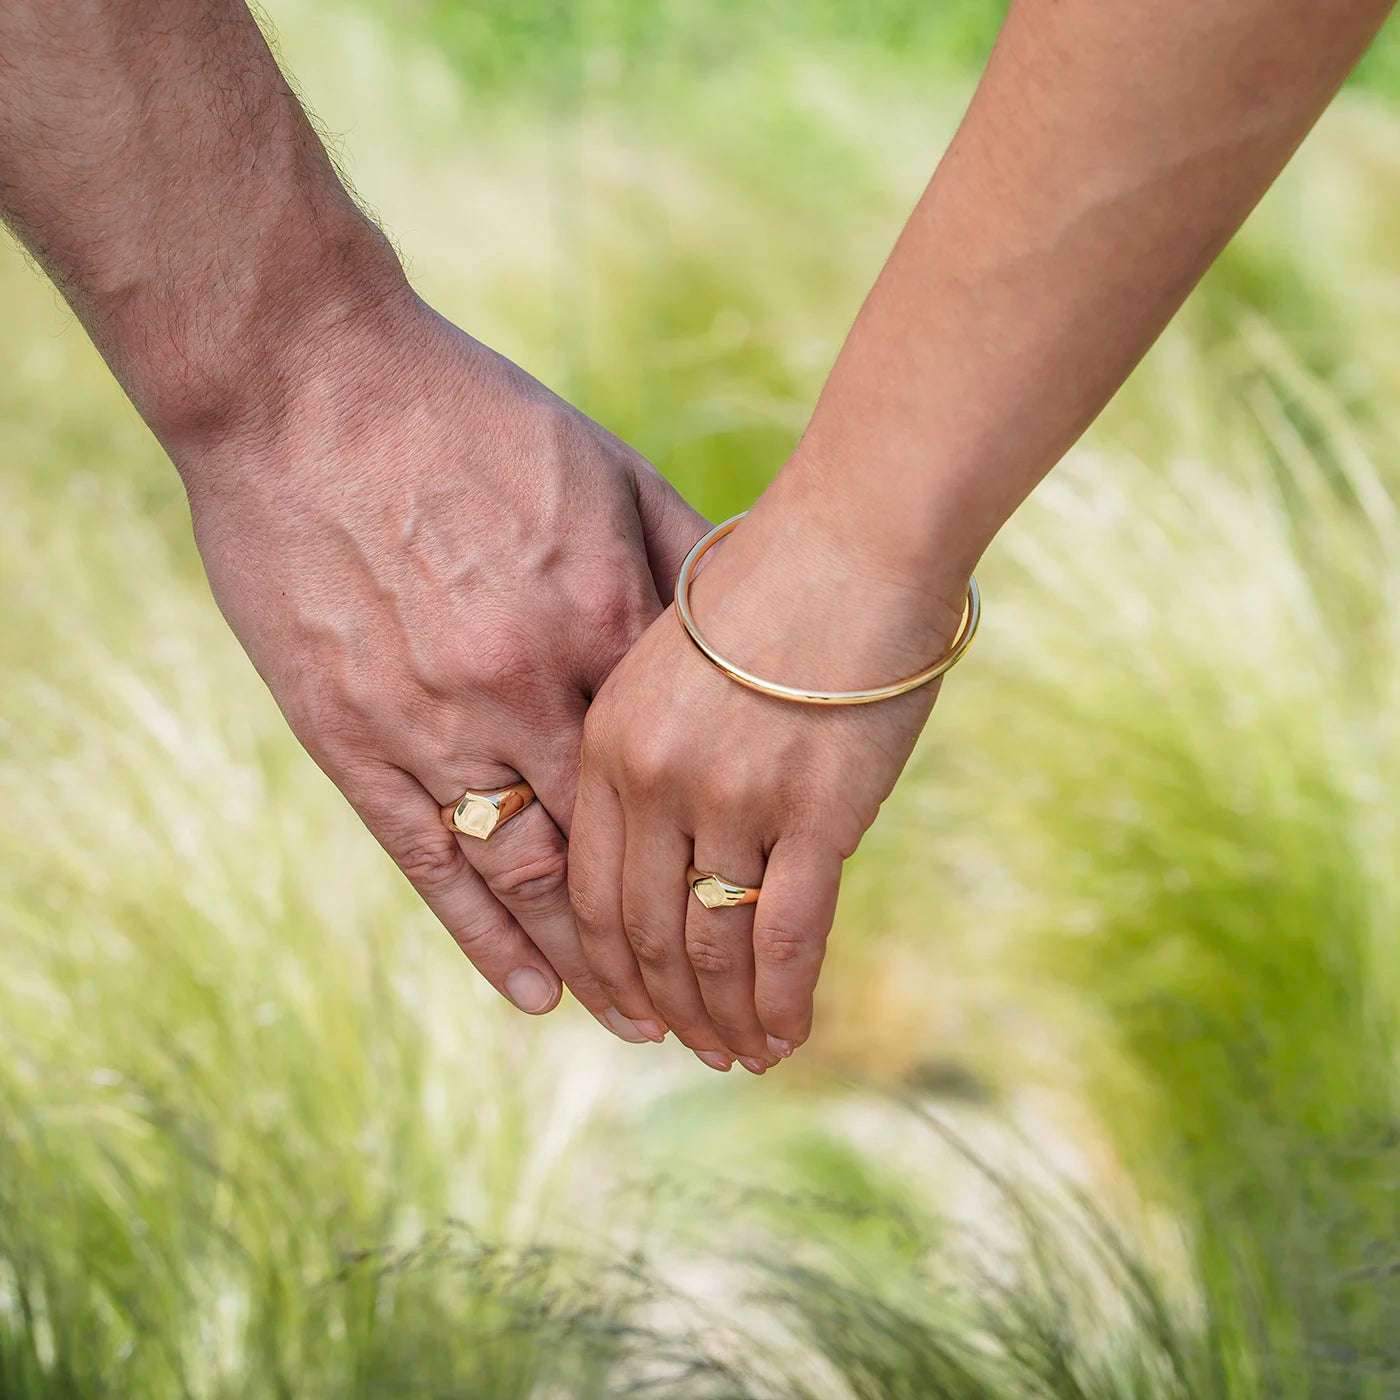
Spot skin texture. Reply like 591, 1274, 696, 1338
572, 500, 960, 1070
570, 0, 1396, 1069
0, 0, 705, 1039
184, 294, 705, 1031
3, 0, 1395, 1072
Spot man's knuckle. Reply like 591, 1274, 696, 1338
491, 848, 569, 906
577, 572, 646, 649
395, 836, 463, 895
451, 915, 510, 959
282, 678, 370, 756
415, 641, 473, 700
459, 622, 540, 696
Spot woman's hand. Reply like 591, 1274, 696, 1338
172, 290, 706, 1039
568, 480, 970, 1071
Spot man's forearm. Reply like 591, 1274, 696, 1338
783, 0, 1395, 587
0, 0, 406, 447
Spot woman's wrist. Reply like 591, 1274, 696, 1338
687, 467, 974, 697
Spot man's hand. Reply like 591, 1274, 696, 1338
180, 289, 703, 1034
0, 0, 706, 1038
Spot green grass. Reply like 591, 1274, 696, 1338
5, 0, 1400, 1393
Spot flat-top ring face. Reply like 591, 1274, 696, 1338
451, 793, 505, 839
445, 781, 535, 841
688, 867, 761, 909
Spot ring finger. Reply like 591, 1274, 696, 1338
686, 839, 774, 1073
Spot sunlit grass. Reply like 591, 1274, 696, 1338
4, 0, 1400, 1392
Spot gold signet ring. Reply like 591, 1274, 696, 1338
442, 781, 536, 841
687, 865, 761, 910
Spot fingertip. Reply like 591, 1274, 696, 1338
505, 966, 562, 1014
597, 1006, 667, 1044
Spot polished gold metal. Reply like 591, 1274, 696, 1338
687, 865, 761, 910
442, 780, 536, 841
674, 512, 981, 707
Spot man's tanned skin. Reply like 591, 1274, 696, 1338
0, 0, 708, 1050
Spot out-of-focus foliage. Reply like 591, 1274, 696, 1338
3, 0, 1400, 1393
374, 0, 1400, 104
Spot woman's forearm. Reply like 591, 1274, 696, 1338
570, 0, 1397, 1063
779, 0, 1394, 591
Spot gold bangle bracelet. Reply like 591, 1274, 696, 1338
673, 512, 981, 707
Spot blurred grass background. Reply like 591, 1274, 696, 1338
3, 1, 1400, 1393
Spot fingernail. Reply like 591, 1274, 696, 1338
633, 1017, 668, 1043
766, 1035, 794, 1060
600, 1007, 654, 1045
696, 1051, 732, 1073
738, 1056, 768, 1076
505, 967, 558, 1014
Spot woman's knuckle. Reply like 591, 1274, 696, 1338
624, 917, 674, 969
619, 736, 675, 794
709, 1012, 754, 1049
684, 928, 739, 977
568, 875, 606, 933
563, 966, 608, 1009
756, 996, 807, 1040
754, 923, 813, 967
647, 999, 698, 1039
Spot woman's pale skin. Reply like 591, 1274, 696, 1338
568, 0, 1397, 1071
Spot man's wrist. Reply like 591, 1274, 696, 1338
91, 206, 412, 462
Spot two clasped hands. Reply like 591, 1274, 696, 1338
187, 294, 982, 1075
2, 0, 1387, 1072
